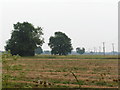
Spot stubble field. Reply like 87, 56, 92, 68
2, 55, 119, 88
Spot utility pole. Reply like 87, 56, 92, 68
102, 42, 105, 55
99, 46, 101, 54
112, 43, 114, 55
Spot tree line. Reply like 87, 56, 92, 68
5, 22, 85, 56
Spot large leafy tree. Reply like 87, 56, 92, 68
48, 31, 73, 55
76, 47, 85, 54
5, 22, 44, 56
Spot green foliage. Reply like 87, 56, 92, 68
10, 65, 23, 70
95, 81, 107, 86
5, 22, 44, 56
48, 31, 73, 55
2, 82, 34, 88
2, 51, 21, 87
35, 47, 43, 54
76, 47, 85, 54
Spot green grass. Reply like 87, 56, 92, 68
3, 81, 35, 88
22, 55, 118, 59
10, 65, 23, 70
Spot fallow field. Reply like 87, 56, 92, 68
2, 55, 119, 88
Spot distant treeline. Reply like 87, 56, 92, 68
36, 50, 118, 55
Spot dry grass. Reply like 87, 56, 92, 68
2, 55, 118, 88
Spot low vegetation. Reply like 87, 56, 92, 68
2, 52, 119, 88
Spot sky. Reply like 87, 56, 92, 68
0, 0, 119, 52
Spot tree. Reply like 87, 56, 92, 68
35, 47, 43, 55
5, 22, 44, 56
48, 31, 73, 55
44, 50, 51, 54
76, 47, 85, 54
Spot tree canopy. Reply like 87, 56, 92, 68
5, 22, 44, 56
35, 47, 43, 55
76, 47, 85, 54
48, 31, 73, 55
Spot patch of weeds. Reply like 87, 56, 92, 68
64, 74, 69, 76
18, 71, 26, 80
60, 81, 85, 85
61, 69, 68, 72
95, 81, 117, 87
71, 80, 85, 85
72, 67, 79, 70
2, 82, 36, 88
23, 85, 33, 88
25, 69, 31, 71
95, 81, 107, 86
50, 79, 70, 84
50, 79, 85, 86
71, 67, 87, 71
3, 65, 11, 70
49, 79, 61, 84
107, 84, 114, 87
52, 80, 61, 83
3, 74, 22, 81
19, 71, 25, 76
62, 81, 70, 84
48, 70, 54, 72
56, 85, 69, 88
2, 81, 13, 88
109, 81, 118, 87
10, 65, 23, 70
2, 74, 11, 81
10, 76, 20, 80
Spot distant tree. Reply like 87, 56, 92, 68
48, 31, 73, 55
35, 47, 43, 54
76, 47, 85, 54
5, 22, 44, 56
90, 51, 93, 54
44, 50, 51, 54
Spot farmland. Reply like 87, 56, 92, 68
2, 55, 119, 88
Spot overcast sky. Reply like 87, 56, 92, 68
0, 0, 119, 52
